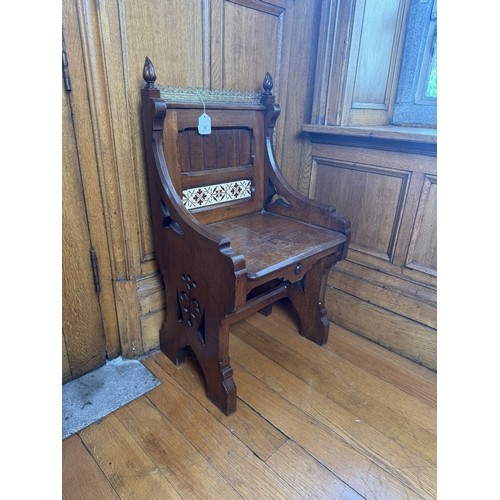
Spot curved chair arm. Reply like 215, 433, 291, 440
261, 86, 351, 259
142, 89, 247, 314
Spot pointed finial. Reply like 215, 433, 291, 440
143, 57, 157, 89
261, 72, 274, 105
263, 72, 273, 96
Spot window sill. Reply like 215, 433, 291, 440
302, 124, 437, 156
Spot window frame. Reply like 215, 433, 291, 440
392, 0, 437, 127
415, 1, 437, 104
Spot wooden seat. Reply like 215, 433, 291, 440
141, 57, 351, 415
207, 212, 346, 281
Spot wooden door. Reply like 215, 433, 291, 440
63, 78, 107, 383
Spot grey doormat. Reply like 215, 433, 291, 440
62, 357, 161, 440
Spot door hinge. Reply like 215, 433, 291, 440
90, 248, 101, 293
62, 34, 71, 92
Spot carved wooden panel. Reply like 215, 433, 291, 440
177, 128, 252, 172
304, 136, 436, 368
350, 0, 402, 107
405, 175, 437, 275
311, 159, 410, 261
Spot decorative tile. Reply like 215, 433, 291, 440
182, 180, 252, 210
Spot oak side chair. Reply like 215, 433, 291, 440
141, 57, 351, 415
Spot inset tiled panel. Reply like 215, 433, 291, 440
182, 180, 252, 210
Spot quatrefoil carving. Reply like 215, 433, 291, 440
176, 273, 205, 345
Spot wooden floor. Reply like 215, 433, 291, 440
62, 301, 437, 500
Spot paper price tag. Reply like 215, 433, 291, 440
198, 113, 211, 135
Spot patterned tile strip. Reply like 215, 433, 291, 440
182, 180, 252, 210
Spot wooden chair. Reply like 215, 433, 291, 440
141, 58, 351, 415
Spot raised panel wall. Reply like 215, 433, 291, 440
405, 175, 437, 275
310, 159, 410, 261
351, 0, 400, 107
312, 0, 411, 127
307, 139, 437, 370
223, 1, 282, 91
117, 0, 206, 270
300, 0, 436, 369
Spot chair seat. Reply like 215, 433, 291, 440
206, 211, 347, 280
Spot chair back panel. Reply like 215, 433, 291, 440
163, 105, 266, 225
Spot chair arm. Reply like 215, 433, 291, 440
143, 94, 247, 314
262, 102, 351, 259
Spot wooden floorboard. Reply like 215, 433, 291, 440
229, 333, 436, 498
62, 434, 120, 500
62, 302, 437, 500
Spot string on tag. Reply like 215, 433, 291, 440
197, 89, 206, 115
197, 89, 211, 135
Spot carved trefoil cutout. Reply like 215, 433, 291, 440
161, 197, 184, 235
177, 274, 205, 345
266, 178, 292, 207
182, 180, 252, 210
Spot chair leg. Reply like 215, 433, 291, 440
160, 306, 237, 416
288, 256, 336, 346
258, 304, 273, 317
204, 325, 237, 415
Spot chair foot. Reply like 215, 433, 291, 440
160, 312, 237, 416
206, 364, 237, 416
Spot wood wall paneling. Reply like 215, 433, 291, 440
275, 0, 323, 193
62, 79, 106, 380
71, 0, 147, 356
327, 264, 436, 329
342, 0, 410, 126
62, 332, 72, 384
306, 137, 436, 369
325, 286, 436, 370
223, 1, 282, 92
348, 0, 400, 106
311, 0, 356, 127
312, 0, 411, 127
63, 0, 121, 363
405, 175, 437, 275
122, 0, 205, 89
73, 0, 135, 279
282, 0, 435, 369
311, 158, 410, 262
68, 0, 422, 365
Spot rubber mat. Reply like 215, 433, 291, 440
62, 357, 161, 440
